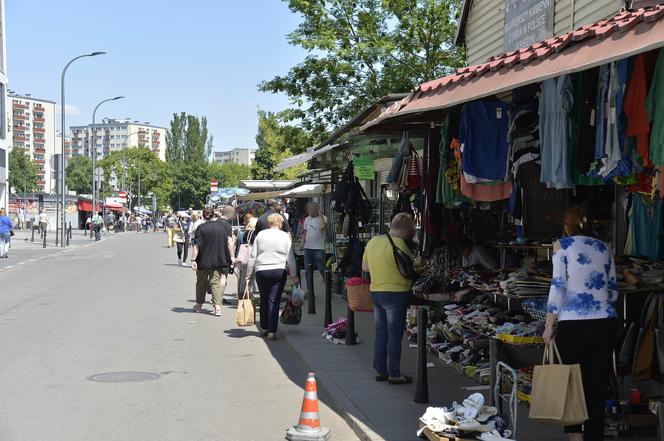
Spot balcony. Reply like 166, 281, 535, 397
34, 159, 45, 164
13, 135, 26, 141
13, 125, 25, 132
34, 147, 46, 154
33, 138, 45, 145
13, 103, 26, 110
33, 117, 45, 123
36, 179, 45, 186
13, 114, 26, 121
33, 127, 45, 133
36, 169, 45, 175
33, 107, 44, 114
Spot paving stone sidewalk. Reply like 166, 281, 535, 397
271, 273, 566, 441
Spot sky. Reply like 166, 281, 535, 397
5, 0, 305, 151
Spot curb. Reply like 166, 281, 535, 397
277, 325, 387, 441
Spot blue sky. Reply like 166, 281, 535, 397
5, 1, 304, 151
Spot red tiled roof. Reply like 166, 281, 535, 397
420, 6, 664, 95
363, 6, 664, 131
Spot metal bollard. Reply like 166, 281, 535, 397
324, 271, 333, 327
68, 222, 72, 240
414, 307, 429, 403
658, 402, 664, 441
31, 224, 35, 242
345, 306, 356, 345
307, 264, 316, 315
42, 228, 47, 248
55, 224, 59, 246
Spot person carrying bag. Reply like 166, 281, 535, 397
530, 341, 588, 426
236, 285, 255, 327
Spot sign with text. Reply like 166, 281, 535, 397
354, 156, 375, 181
504, 0, 554, 52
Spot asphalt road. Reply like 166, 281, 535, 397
0, 232, 358, 441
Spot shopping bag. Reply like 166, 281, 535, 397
291, 284, 305, 306
237, 243, 252, 265
529, 341, 588, 426
280, 299, 302, 325
235, 287, 255, 327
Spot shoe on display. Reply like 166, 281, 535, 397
462, 392, 485, 420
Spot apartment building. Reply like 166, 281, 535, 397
8, 94, 57, 194
69, 118, 167, 161
213, 148, 256, 166
0, 0, 8, 211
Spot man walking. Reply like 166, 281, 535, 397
300, 202, 328, 278
37, 210, 49, 237
191, 207, 232, 316
92, 211, 104, 241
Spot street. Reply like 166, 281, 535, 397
0, 232, 358, 441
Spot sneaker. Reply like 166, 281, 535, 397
213, 306, 221, 316
193, 304, 204, 313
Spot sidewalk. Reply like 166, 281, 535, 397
268, 274, 565, 441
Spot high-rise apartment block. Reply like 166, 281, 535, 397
213, 148, 256, 166
69, 118, 166, 161
8, 94, 57, 193
0, 0, 9, 210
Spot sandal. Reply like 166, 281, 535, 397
388, 375, 413, 385
375, 373, 389, 382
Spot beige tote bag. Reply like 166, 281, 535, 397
235, 286, 255, 327
529, 341, 588, 426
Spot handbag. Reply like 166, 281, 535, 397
235, 286, 255, 327
280, 298, 302, 325
386, 233, 418, 280
529, 341, 588, 426
633, 293, 660, 380
346, 277, 373, 312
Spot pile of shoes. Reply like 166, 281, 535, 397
321, 318, 358, 344
418, 393, 514, 440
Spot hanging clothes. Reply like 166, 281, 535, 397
647, 48, 664, 166
627, 195, 663, 260
624, 50, 659, 166
459, 175, 512, 202
459, 97, 510, 181
599, 62, 624, 177
574, 67, 600, 175
594, 65, 610, 161
539, 75, 574, 189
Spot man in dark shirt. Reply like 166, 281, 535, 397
191, 207, 231, 316
252, 200, 290, 244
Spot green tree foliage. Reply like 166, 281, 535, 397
170, 162, 211, 209
259, 0, 465, 132
65, 156, 93, 195
209, 161, 252, 189
165, 112, 214, 164
100, 148, 173, 211
8, 148, 39, 193
252, 110, 316, 180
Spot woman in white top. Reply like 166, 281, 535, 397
247, 213, 299, 340
188, 213, 202, 237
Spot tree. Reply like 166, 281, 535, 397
170, 162, 211, 209
8, 149, 38, 193
65, 156, 93, 195
100, 148, 173, 211
252, 110, 315, 179
259, 0, 465, 133
209, 162, 252, 189
165, 112, 214, 164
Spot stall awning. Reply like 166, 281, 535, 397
363, 6, 664, 131
239, 190, 285, 201
275, 144, 338, 172
77, 199, 102, 212
280, 184, 324, 198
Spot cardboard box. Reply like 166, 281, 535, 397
422, 427, 475, 441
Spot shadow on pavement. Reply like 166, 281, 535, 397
223, 328, 262, 338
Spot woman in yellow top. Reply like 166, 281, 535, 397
362, 213, 416, 385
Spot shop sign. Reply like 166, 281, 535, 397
504, 0, 554, 52
354, 156, 375, 180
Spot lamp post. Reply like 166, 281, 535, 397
90, 96, 124, 225
121, 131, 141, 192
60, 51, 105, 247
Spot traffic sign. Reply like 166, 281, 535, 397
94, 167, 104, 178
210, 180, 218, 192
118, 191, 127, 200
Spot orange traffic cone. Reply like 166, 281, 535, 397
286, 372, 331, 441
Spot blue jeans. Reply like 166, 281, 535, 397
371, 292, 410, 378
256, 269, 288, 333
303, 248, 326, 278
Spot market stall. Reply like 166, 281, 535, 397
335, 6, 664, 440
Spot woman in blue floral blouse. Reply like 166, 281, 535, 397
544, 206, 618, 441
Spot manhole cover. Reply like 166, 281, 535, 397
87, 371, 161, 383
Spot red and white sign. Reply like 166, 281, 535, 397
210, 180, 218, 192
118, 191, 127, 201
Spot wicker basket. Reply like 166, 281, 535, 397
346, 278, 373, 312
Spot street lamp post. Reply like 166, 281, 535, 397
90, 96, 124, 228
60, 51, 105, 247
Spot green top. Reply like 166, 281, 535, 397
92, 214, 103, 225
646, 49, 664, 166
